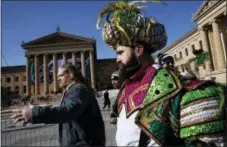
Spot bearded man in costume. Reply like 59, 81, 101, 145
96, 1, 226, 146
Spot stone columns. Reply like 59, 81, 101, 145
25, 55, 31, 96
211, 19, 226, 70
200, 27, 209, 52
81, 51, 86, 77
89, 51, 96, 88
62, 53, 67, 65
34, 55, 40, 95
200, 26, 212, 72
189, 44, 197, 73
53, 54, 58, 93
72, 52, 76, 66
195, 40, 204, 77
43, 54, 48, 94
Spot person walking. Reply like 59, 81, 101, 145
11, 63, 106, 146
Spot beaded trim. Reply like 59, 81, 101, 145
187, 133, 225, 143
181, 98, 219, 117
181, 106, 219, 120
180, 109, 221, 127
199, 135, 224, 143
117, 88, 125, 114
180, 120, 225, 138
181, 97, 219, 112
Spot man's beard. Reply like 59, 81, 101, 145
118, 53, 141, 80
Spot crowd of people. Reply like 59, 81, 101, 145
11, 1, 226, 147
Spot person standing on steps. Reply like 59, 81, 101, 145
103, 89, 111, 110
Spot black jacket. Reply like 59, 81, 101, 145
104, 91, 110, 105
32, 83, 106, 146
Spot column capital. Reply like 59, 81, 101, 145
198, 26, 209, 32
210, 18, 221, 25
80, 50, 86, 54
34, 54, 41, 57
25, 54, 31, 58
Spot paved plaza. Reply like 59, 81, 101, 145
1, 93, 117, 146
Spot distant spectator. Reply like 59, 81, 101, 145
157, 53, 174, 69
111, 70, 121, 89
110, 70, 123, 124
103, 89, 111, 110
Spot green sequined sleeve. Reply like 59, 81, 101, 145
179, 84, 226, 146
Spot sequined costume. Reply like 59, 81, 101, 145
96, 1, 226, 146
135, 68, 225, 146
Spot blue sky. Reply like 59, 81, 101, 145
2, 1, 203, 67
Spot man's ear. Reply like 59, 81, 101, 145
135, 45, 144, 56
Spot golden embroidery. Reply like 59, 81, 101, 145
187, 133, 225, 141
129, 84, 149, 109
118, 88, 125, 113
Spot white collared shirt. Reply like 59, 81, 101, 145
115, 64, 161, 146
116, 105, 159, 146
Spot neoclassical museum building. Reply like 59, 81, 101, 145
1, 30, 118, 98
159, 0, 226, 83
1, 0, 226, 99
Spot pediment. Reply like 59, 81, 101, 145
193, 0, 219, 21
22, 31, 95, 48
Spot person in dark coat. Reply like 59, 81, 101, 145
111, 70, 121, 89
110, 70, 122, 124
11, 63, 106, 147
157, 53, 175, 69
103, 89, 110, 110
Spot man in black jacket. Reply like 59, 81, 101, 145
11, 63, 106, 146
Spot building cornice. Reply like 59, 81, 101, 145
162, 27, 198, 53
22, 42, 94, 49
1, 65, 26, 73
193, 0, 223, 22
21, 31, 95, 47
24, 48, 94, 56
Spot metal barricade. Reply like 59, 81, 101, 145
1, 95, 117, 146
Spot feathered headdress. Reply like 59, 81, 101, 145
96, 0, 167, 53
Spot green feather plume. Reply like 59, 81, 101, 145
96, 0, 167, 29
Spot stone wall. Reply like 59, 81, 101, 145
95, 58, 118, 91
